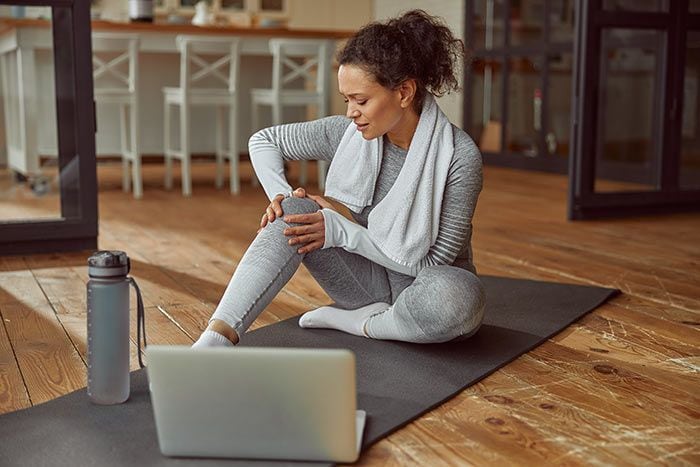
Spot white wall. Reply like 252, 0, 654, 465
288, 0, 372, 31
372, 0, 464, 126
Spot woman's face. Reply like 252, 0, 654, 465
338, 64, 405, 141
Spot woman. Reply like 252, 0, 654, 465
193, 10, 485, 347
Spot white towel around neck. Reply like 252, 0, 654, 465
324, 94, 454, 268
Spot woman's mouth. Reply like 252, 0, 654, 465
356, 123, 369, 132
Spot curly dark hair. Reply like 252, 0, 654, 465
337, 9, 466, 111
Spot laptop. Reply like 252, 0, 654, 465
146, 345, 366, 463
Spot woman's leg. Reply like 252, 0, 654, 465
365, 265, 486, 343
205, 196, 323, 339
302, 244, 392, 309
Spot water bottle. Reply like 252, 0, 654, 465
87, 251, 146, 405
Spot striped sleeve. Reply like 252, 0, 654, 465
248, 116, 350, 200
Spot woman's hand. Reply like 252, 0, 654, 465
283, 193, 334, 254
258, 187, 306, 233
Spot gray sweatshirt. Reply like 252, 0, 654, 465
249, 116, 483, 277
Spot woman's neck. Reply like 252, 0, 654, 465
386, 108, 420, 150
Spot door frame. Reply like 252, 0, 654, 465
0, 0, 97, 254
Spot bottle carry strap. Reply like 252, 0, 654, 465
128, 277, 147, 369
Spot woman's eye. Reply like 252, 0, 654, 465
357, 101, 367, 105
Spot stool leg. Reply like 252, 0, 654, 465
229, 100, 240, 195
318, 99, 329, 190
130, 99, 143, 199
164, 99, 173, 190
318, 160, 327, 191
119, 103, 130, 193
272, 101, 282, 127
299, 160, 308, 187
181, 101, 192, 196
132, 156, 143, 200
215, 106, 224, 189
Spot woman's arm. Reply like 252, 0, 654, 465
418, 133, 482, 269
321, 208, 417, 275
248, 116, 350, 201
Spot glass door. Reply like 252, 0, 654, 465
593, 27, 665, 192
465, 0, 576, 173
569, 0, 700, 218
0, 0, 97, 254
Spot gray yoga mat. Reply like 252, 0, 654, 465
0, 276, 617, 467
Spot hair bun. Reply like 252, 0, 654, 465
338, 9, 466, 110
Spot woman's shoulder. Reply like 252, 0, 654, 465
322, 115, 353, 134
307, 115, 352, 147
450, 124, 483, 169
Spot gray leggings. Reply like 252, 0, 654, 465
211, 197, 485, 343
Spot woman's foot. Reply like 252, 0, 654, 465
191, 319, 239, 347
192, 330, 234, 348
298, 302, 391, 337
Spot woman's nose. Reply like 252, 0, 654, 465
346, 105, 360, 119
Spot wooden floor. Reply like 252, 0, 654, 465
0, 161, 698, 466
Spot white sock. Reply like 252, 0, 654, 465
298, 302, 391, 337
191, 330, 234, 348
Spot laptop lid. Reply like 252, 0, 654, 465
146, 345, 363, 463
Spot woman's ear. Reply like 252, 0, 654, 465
398, 79, 417, 109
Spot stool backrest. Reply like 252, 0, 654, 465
92, 33, 139, 94
269, 39, 329, 96
176, 35, 241, 94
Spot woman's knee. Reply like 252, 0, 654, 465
280, 196, 320, 219
259, 197, 320, 246
409, 265, 486, 341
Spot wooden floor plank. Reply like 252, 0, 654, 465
560, 312, 699, 379
0, 306, 31, 413
382, 398, 590, 466
465, 367, 692, 466
0, 269, 86, 405
521, 344, 699, 429
24, 255, 89, 363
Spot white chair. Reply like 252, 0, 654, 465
92, 33, 142, 199
251, 39, 331, 189
163, 36, 241, 196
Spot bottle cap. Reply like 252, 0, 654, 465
88, 251, 130, 278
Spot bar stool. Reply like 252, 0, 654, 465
92, 33, 142, 198
251, 39, 331, 189
163, 36, 241, 196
